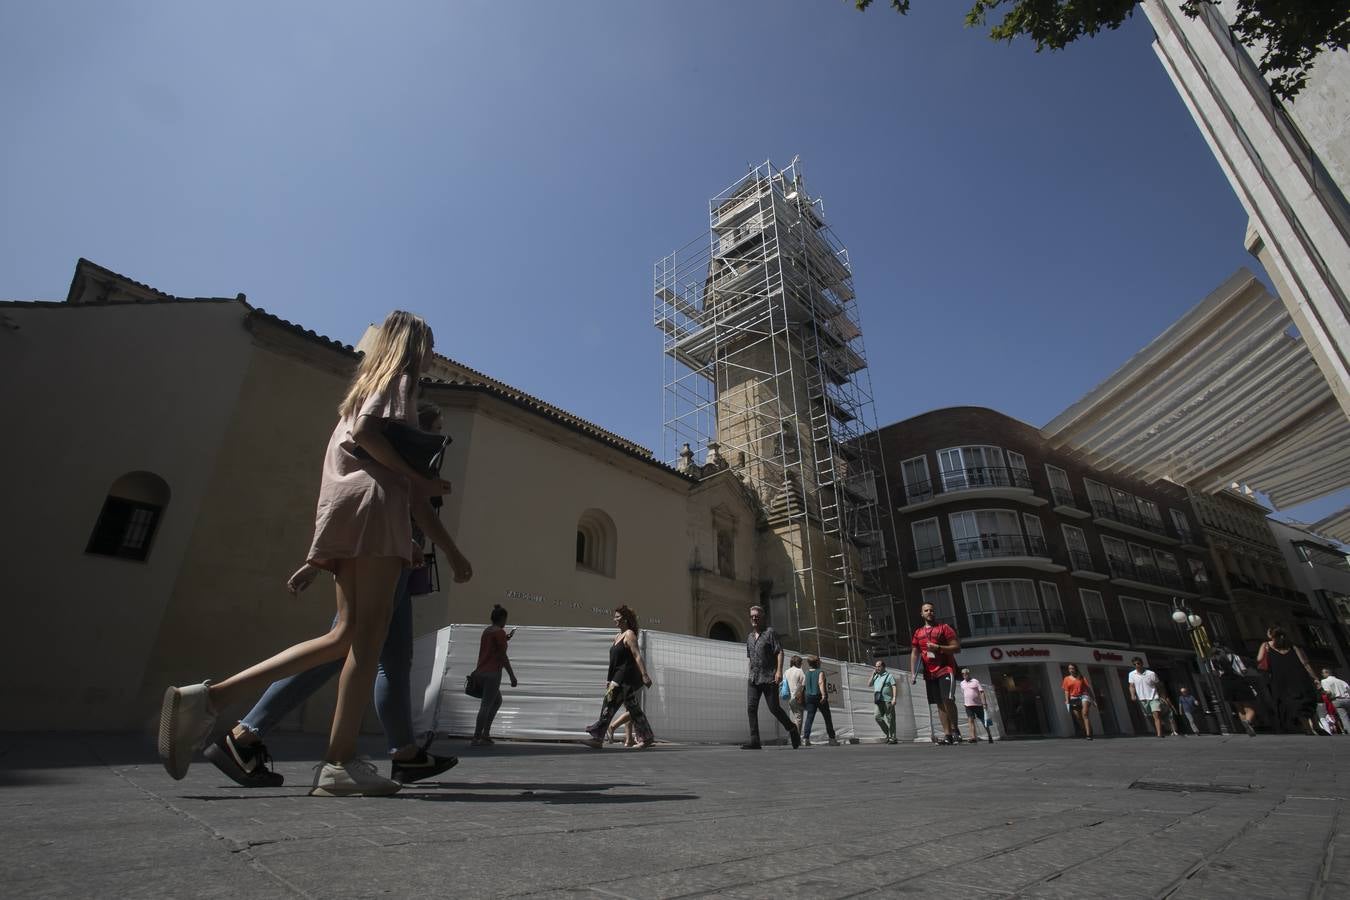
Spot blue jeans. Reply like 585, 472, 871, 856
238, 569, 415, 753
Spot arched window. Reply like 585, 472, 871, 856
86, 471, 170, 562
708, 621, 739, 642
575, 508, 616, 577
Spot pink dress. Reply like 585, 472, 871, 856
306, 373, 416, 572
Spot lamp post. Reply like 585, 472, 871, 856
1171, 599, 1235, 734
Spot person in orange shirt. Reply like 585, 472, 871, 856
1061, 664, 1095, 741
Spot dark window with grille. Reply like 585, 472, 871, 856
86, 497, 163, 561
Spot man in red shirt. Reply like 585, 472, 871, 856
910, 601, 962, 745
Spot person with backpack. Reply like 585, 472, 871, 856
869, 659, 898, 744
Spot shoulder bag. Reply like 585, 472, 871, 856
464, 669, 484, 699
354, 421, 451, 479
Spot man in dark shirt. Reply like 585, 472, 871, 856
743, 605, 800, 750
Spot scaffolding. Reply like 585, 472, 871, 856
654, 158, 894, 662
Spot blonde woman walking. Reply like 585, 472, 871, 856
158, 311, 461, 796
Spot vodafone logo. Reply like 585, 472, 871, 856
989, 647, 1049, 660
990, 648, 1004, 660
1093, 649, 1123, 662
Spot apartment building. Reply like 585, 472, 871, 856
872, 407, 1236, 738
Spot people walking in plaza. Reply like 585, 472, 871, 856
1127, 658, 1170, 738
1061, 664, 1095, 741
158, 311, 463, 797
959, 668, 993, 744
585, 605, 654, 750
870, 659, 898, 744
784, 655, 807, 734
1321, 668, 1350, 734
910, 602, 961, 745
1258, 627, 1320, 735
801, 656, 839, 746
204, 401, 467, 789
1210, 646, 1258, 735
742, 605, 800, 749
472, 605, 517, 746
1177, 687, 1202, 735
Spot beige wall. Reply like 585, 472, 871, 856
426, 388, 695, 635
0, 302, 254, 729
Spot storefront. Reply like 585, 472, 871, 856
960, 642, 1146, 738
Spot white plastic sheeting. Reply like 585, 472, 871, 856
411, 625, 925, 744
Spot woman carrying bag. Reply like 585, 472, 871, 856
584, 606, 655, 750
471, 605, 517, 745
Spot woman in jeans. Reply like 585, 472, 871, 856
801, 656, 839, 746
472, 605, 516, 745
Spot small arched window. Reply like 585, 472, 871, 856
575, 508, 617, 578
86, 471, 170, 562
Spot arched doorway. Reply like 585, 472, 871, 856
709, 621, 738, 642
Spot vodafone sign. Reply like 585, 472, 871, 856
980, 644, 1141, 668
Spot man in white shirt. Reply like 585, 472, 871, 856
1127, 657, 1172, 738
1321, 668, 1350, 734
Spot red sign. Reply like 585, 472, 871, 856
990, 648, 1003, 660
1093, 649, 1123, 662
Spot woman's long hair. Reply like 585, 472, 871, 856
615, 604, 639, 636
339, 310, 433, 420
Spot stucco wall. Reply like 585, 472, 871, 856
0, 302, 254, 729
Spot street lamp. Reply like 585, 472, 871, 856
1171, 599, 1235, 734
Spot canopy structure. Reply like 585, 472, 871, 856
1042, 269, 1350, 510
1312, 508, 1350, 546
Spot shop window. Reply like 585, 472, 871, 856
86, 471, 170, 562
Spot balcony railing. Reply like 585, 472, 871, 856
1068, 549, 1102, 573
968, 605, 1068, 637
1089, 500, 1170, 538
913, 534, 1051, 571
903, 466, 1033, 504
1085, 616, 1119, 643
1124, 619, 1190, 649
1050, 487, 1082, 510
953, 533, 1048, 562
1228, 574, 1309, 605
1106, 556, 1191, 592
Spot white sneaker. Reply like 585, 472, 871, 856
309, 758, 402, 797
158, 681, 217, 780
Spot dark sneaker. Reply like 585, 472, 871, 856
204, 733, 284, 787
390, 750, 459, 784
789, 726, 801, 749
740, 741, 762, 750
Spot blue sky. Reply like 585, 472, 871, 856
2, 1, 1344, 523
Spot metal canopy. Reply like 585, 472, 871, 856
1042, 268, 1350, 510
1312, 508, 1350, 546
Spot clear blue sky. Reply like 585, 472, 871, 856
2, 1, 1345, 522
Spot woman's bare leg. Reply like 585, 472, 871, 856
206, 582, 355, 710
325, 556, 402, 763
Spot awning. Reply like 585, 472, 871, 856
1041, 268, 1350, 509
1312, 507, 1350, 546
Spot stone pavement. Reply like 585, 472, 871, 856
2, 732, 1348, 899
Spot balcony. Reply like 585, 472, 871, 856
899, 466, 1046, 513
1124, 619, 1190, 650
968, 605, 1069, 638
1085, 616, 1123, 643
1068, 549, 1108, 580
1051, 487, 1090, 519
909, 533, 1065, 577
1228, 574, 1311, 607
1106, 556, 1199, 598
1089, 500, 1180, 545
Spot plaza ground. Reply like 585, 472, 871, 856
2, 731, 1347, 898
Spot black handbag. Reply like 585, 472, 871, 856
464, 670, 484, 699
354, 421, 451, 479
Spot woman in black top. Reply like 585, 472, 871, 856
584, 606, 654, 749
1258, 627, 1321, 735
